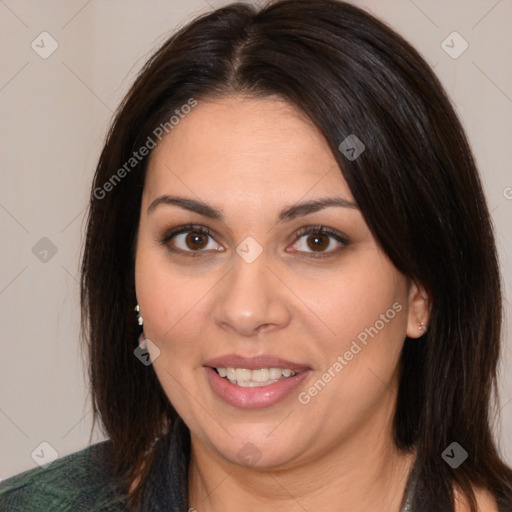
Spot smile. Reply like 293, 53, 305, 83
215, 367, 297, 387
205, 367, 311, 409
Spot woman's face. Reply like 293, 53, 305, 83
135, 96, 425, 470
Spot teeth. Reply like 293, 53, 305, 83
251, 368, 269, 382
215, 366, 298, 386
235, 368, 252, 381
269, 368, 282, 379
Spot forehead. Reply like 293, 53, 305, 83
143, 96, 353, 209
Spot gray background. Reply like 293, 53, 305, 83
1, 0, 511, 479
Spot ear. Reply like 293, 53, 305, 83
406, 280, 431, 338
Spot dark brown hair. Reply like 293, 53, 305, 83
80, 1, 512, 510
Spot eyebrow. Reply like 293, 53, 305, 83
147, 195, 359, 223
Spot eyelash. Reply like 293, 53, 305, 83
158, 223, 348, 259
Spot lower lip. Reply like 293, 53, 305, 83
205, 367, 311, 409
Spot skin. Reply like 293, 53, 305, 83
134, 95, 436, 511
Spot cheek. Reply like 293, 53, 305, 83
293, 258, 409, 418
135, 241, 213, 361
294, 253, 406, 350
135, 248, 211, 412
296, 264, 407, 428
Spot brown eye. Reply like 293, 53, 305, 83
291, 226, 348, 257
160, 225, 224, 255
185, 231, 209, 250
306, 233, 330, 251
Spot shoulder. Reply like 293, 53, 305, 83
0, 440, 128, 512
454, 485, 499, 512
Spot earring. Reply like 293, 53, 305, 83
134, 304, 146, 349
417, 321, 426, 333
134, 304, 144, 326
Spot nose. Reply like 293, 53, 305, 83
212, 254, 292, 338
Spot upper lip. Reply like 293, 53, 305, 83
203, 354, 311, 371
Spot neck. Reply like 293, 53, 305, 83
188, 403, 416, 511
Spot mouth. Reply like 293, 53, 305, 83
203, 355, 311, 408
212, 366, 299, 387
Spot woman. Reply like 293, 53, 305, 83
1, 0, 511, 510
